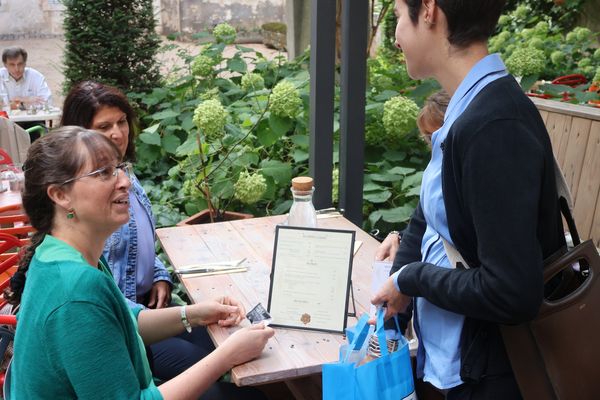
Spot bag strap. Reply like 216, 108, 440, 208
553, 156, 580, 246
443, 156, 579, 269
343, 313, 371, 362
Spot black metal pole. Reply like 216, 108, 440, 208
339, 0, 367, 226
309, 0, 336, 209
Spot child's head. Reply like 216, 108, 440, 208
417, 90, 450, 146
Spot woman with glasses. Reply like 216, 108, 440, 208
59, 82, 242, 391
6, 127, 274, 399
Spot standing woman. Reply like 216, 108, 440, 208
372, 1, 565, 399
60, 81, 213, 381
6, 127, 274, 398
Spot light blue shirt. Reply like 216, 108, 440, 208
393, 54, 507, 389
103, 173, 172, 307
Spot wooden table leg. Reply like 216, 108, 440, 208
285, 374, 322, 400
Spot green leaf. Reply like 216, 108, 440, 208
180, 114, 195, 131
139, 131, 161, 146
370, 173, 403, 183
380, 206, 414, 223
520, 74, 539, 92
364, 190, 392, 203
162, 134, 181, 154
373, 90, 399, 102
151, 109, 180, 120
142, 123, 160, 134
257, 120, 281, 146
401, 172, 424, 190
273, 199, 293, 214
291, 134, 309, 148
292, 149, 309, 163
176, 135, 199, 156
405, 185, 421, 197
383, 150, 407, 162
363, 181, 385, 192
269, 114, 293, 136
389, 166, 416, 176
369, 210, 383, 227
227, 57, 247, 74
260, 160, 292, 184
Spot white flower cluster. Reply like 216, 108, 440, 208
193, 99, 228, 140
234, 171, 267, 204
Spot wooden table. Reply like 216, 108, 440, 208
156, 214, 379, 397
0, 186, 22, 212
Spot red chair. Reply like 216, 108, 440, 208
0, 149, 12, 168
0, 313, 16, 390
0, 210, 34, 241
0, 233, 27, 310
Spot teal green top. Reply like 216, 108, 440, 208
10, 235, 162, 399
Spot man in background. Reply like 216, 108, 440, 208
1, 46, 52, 141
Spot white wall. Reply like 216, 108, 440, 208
0, 0, 64, 39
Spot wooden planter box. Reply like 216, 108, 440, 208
176, 209, 253, 226
532, 98, 600, 247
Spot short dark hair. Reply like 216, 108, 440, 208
61, 81, 137, 161
6, 126, 122, 305
404, 0, 506, 48
2, 46, 28, 63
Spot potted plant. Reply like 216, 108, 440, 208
138, 23, 306, 225
261, 22, 287, 51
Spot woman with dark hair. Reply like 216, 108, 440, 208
60, 81, 211, 381
372, 1, 565, 399
7, 126, 274, 399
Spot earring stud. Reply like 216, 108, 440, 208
67, 209, 75, 219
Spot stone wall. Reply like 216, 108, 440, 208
159, 0, 285, 41
0, 0, 64, 40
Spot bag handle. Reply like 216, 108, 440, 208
342, 313, 371, 362
374, 307, 402, 357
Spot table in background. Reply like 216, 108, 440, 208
157, 214, 379, 399
0, 187, 22, 212
8, 108, 62, 128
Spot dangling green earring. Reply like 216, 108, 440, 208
67, 209, 75, 219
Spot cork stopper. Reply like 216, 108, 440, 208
291, 176, 314, 191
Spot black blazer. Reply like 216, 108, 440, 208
393, 76, 565, 383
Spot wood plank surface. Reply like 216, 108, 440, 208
156, 215, 379, 388
560, 117, 591, 199
573, 121, 600, 241
545, 112, 571, 163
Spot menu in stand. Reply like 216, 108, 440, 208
287, 176, 317, 228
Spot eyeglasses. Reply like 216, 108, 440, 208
61, 162, 132, 186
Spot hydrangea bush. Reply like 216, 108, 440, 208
489, 4, 598, 86
131, 24, 432, 234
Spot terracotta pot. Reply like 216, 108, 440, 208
176, 209, 253, 226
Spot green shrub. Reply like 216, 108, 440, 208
62, 0, 160, 94
129, 26, 431, 234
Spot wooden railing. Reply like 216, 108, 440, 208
532, 98, 600, 248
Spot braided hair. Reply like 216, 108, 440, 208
5, 126, 121, 305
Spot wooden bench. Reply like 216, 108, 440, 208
532, 98, 600, 248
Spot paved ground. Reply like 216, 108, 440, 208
0, 37, 286, 107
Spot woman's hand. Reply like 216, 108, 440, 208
374, 232, 401, 262
369, 275, 411, 323
219, 324, 275, 368
187, 296, 246, 327
147, 281, 172, 309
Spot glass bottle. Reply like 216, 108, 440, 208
287, 176, 317, 228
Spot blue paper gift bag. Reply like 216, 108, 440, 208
323, 309, 415, 400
